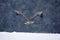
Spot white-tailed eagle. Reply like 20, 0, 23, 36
14, 10, 43, 25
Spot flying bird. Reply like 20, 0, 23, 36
14, 10, 43, 25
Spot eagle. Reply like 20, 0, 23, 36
14, 10, 43, 25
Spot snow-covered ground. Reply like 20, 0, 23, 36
0, 32, 60, 40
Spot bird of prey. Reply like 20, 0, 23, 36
14, 10, 43, 25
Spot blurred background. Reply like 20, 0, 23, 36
0, 0, 60, 33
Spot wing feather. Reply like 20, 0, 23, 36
30, 11, 43, 20
14, 10, 28, 20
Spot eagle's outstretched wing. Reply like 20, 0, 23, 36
29, 11, 43, 20
14, 10, 28, 21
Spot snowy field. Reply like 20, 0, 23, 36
0, 32, 60, 40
